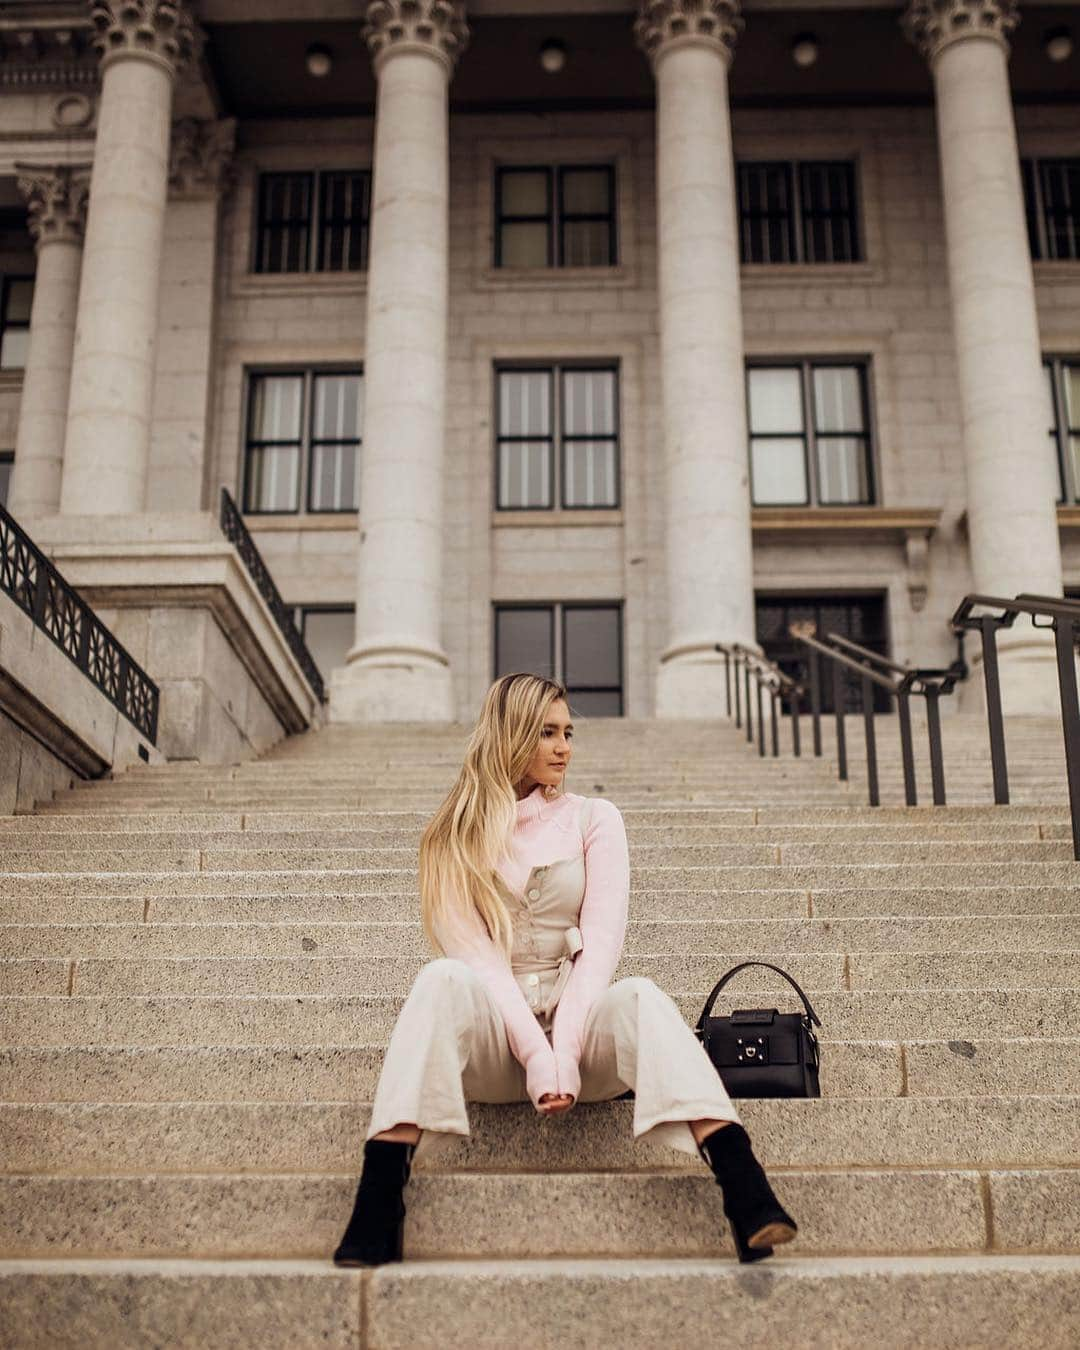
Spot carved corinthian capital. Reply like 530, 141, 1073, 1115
15, 163, 92, 249
902, 0, 1019, 63
169, 117, 237, 197
362, 0, 469, 76
88, 0, 195, 76
634, 0, 743, 69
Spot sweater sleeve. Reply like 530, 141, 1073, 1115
431, 899, 560, 1108
549, 797, 630, 1101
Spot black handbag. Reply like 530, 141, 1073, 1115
694, 960, 822, 1099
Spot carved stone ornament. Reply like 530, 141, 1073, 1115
169, 118, 237, 196
15, 164, 92, 248
901, 0, 1019, 62
634, 0, 744, 69
89, 0, 195, 76
362, 0, 470, 76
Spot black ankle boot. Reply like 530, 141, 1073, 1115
332, 1138, 416, 1267
698, 1123, 797, 1264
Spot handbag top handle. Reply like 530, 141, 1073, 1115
694, 960, 822, 1033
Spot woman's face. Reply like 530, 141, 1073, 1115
520, 697, 574, 794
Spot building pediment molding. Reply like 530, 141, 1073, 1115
0, 10, 98, 88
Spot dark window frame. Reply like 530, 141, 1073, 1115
254, 168, 371, 275
738, 160, 862, 265
0, 449, 13, 508
494, 360, 621, 512
494, 163, 618, 269
0, 273, 34, 371
493, 600, 625, 717
293, 603, 356, 680
1046, 355, 1080, 504
1023, 157, 1080, 262
746, 357, 876, 508
241, 365, 363, 517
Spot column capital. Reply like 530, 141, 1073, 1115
15, 163, 92, 249
169, 117, 237, 197
634, 0, 743, 70
901, 0, 1019, 63
361, 0, 469, 78
88, 0, 195, 77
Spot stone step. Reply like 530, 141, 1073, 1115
2, 988, 1074, 1043
19, 804, 1074, 828
7, 862, 1080, 901
0, 821, 1063, 847
5, 839, 1075, 873
8, 884, 1079, 925
1, 1039, 1075, 1104
5, 950, 1078, 998
7, 1097, 1077, 1172
3, 1254, 1078, 1350
2, 1166, 1077, 1259
6, 885, 1078, 925
5, 913, 1075, 958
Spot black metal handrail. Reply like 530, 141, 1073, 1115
716, 642, 805, 760
790, 625, 965, 808
218, 488, 326, 702
0, 502, 159, 743
952, 591, 1080, 858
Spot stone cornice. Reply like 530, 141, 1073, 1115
901, 0, 1019, 63
89, 0, 196, 77
362, 0, 469, 77
169, 116, 236, 197
0, 15, 98, 87
634, 0, 743, 70
15, 162, 92, 248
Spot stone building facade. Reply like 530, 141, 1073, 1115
0, 0, 1078, 727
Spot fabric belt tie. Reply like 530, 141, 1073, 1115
539, 925, 583, 1017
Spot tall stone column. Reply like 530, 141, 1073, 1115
58, 0, 194, 516
904, 1, 1063, 710
7, 165, 90, 519
635, 0, 756, 719
330, 0, 468, 724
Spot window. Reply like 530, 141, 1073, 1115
0, 276, 33, 369
0, 451, 12, 507
294, 605, 354, 680
738, 161, 861, 264
494, 602, 623, 717
747, 361, 874, 507
495, 165, 617, 268
1046, 357, 1080, 502
255, 170, 371, 274
755, 592, 889, 714
243, 369, 362, 514
496, 364, 619, 510
1023, 158, 1080, 261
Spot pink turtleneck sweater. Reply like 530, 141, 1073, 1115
431, 786, 630, 1107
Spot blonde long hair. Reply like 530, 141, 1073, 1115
420, 673, 569, 959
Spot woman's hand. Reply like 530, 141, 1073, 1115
537, 1092, 575, 1116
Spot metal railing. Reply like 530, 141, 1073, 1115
952, 592, 1080, 858
218, 488, 326, 702
0, 502, 159, 743
716, 643, 805, 759
790, 627, 965, 808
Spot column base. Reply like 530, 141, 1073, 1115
655, 645, 745, 719
329, 651, 454, 724
958, 628, 1063, 718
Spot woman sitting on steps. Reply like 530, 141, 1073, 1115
332, 671, 798, 1266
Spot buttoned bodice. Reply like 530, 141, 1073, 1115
494, 795, 593, 1032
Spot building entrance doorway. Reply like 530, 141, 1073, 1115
755, 591, 889, 713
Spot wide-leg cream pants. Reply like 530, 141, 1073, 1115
366, 958, 741, 1161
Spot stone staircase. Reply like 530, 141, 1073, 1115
1, 716, 1078, 1347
